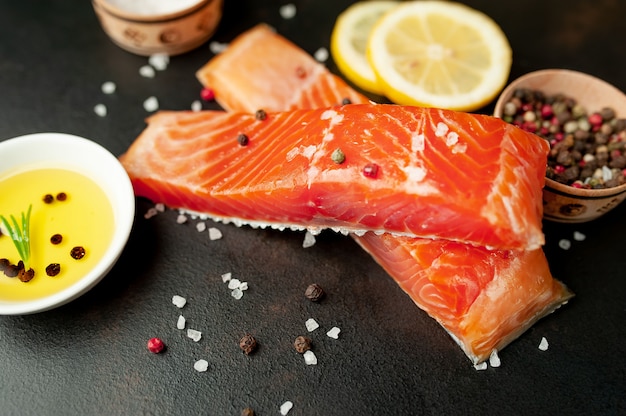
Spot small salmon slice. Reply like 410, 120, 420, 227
355, 233, 573, 363
196, 24, 369, 112
120, 103, 548, 251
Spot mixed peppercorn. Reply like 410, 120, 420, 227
501, 88, 626, 189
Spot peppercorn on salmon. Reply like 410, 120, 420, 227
120, 103, 548, 251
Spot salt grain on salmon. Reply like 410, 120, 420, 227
94, 104, 107, 117
279, 401, 293, 415
305, 318, 319, 332
194, 359, 209, 372
208, 227, 223, 240
538, 337, 549, 351
187, 329, 202, 342
172, 295, 187, 308
177, 315, 186, 330
326, 327, 341, 339
303, 350, 317, 365
143, 96, 159, 112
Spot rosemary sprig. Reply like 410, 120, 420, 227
0, 204, 32, 269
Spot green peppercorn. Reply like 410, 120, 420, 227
331, 148, 346, 164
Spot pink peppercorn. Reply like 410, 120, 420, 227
147, 337, 166, 354
571, 181, 584, 188
554, 165, 566, 174
588, 113, 603, 126
363, 163, 379, 178
540, 104, 553, 119
200, 88, 215, 101
521, 121, 537, 133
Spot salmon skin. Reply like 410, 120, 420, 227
120, 103, 548, 251
355, 233, 573, 363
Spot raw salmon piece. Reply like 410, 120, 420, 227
196, 24, 370, 113
120, 104, 548, 251
354, 233, 573, 364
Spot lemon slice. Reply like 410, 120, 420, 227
330, 1, 398, 95
367, 1, 512, 111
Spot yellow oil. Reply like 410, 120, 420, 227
0, 167, 114, 301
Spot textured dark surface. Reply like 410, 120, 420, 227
1, 1, 625, 415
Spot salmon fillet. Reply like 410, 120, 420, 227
196, 24, 370, 112
120, 104, 548, 251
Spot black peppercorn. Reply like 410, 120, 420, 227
255, 109, 267, 121
305, 283, 325, 302
70, 246, 86, 260
237, 133, 249, 146
46, 263, 61, 277
239, 334, 257, 355
294, 336, 312, 353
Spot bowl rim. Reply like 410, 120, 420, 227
92, 0, 210, 22
0, 133, 135, 315
494, 68, 626, 197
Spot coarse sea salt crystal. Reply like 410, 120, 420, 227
221, 272, 232, 283
573, 231, 586, 241
176, 214, 188, 224
191, 100, 202, 112
209, 41, 229, 54
538, 337, 549, 351
473, 362, 488, 371
196, 222, 207, 232
305, 318, 319, 332
172, 295, 187, 308
489, 350, 501, 368
177, 315, 186, 330
144, 207, 158, 219
187, 329, 202, 342
326, 327, 341, 339
194, 359, 209, 372
239, 281, 248, 291
139, 65, 156, 78
558, 239, 572, 250
279, 3, 296, 19
231, 288, 243, 300
143, 96, 159, 112
149, 53, 169, 71
101, 81, 116, 94
303, 350, 317, 365
302, 231, 316, 248
208, 227, 223, 240
94, 104, 107, 117
314, 47, 329, 62
280, 401, 293, 415
228, 278, 241, 290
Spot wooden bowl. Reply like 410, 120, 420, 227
494, 69, 626, 223
92, 0, 223, 56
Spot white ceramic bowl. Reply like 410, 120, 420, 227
0, 133, 135, 314
494, 69, 626, 223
